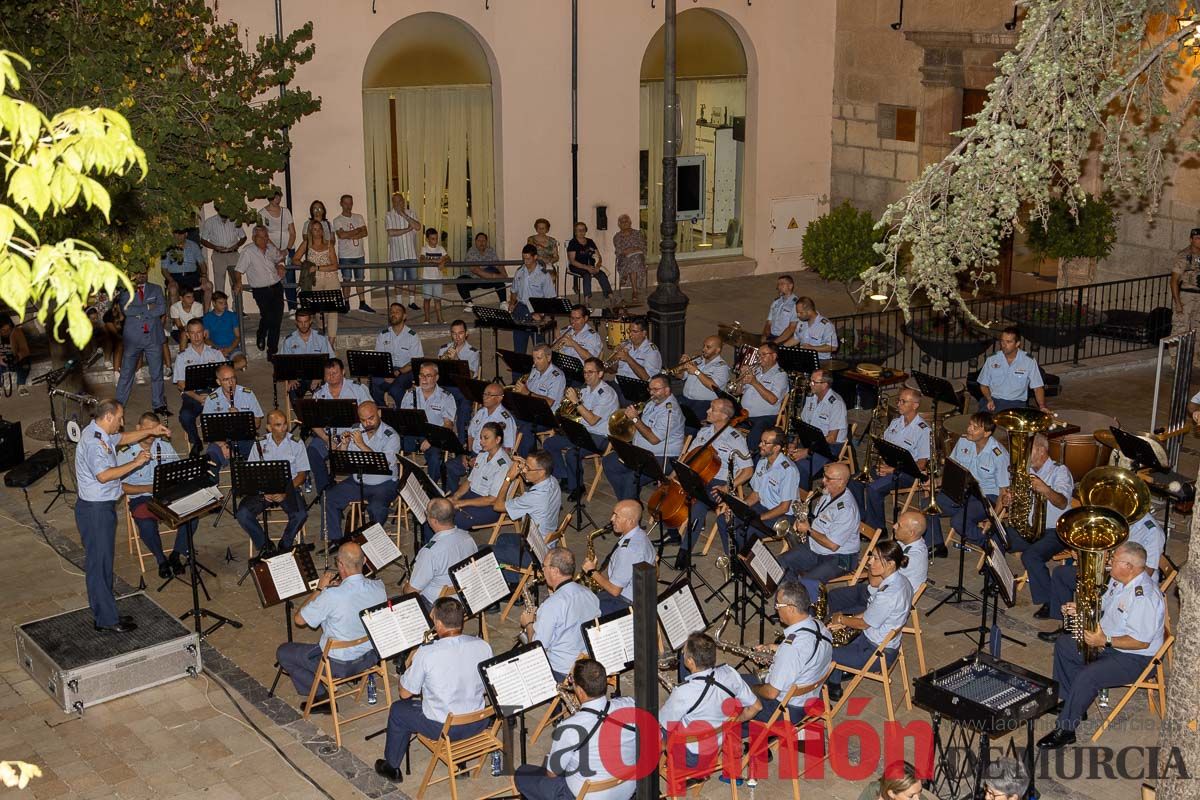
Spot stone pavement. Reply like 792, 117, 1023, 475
0, 271, 1191, 799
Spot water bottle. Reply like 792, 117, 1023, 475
366, 674, 378, 705
490, 750, 502, 777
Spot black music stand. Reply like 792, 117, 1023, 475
776, 346, 820, 376
615, 376, 651, 404
478, 642, 559, 777
231, 459, 294, 585
555, 415, 603, 532
926, 458, 984, 618
498, 348, 535, 383
381, 407, 427, 443
872, 436, 927, 530
270, 354, 329, 412
474, 307, 530, 378
1109, 425, 1192, 543
608, 437, 668, 535
792, 420, 834, 488
962, 538, 1025, 653
152, 457, 240, 637
719, 491, 777, 644
551, 351, 584, 384
529, 297, 573, 318
414, 356, 472, 389
199, 410, 258, 521
504, 389, 557, 432
671, 461, 726, 603
347, 349, 393, 379
329, 449, 393, 528
255, 543, 319, 696
184, 362, 229, 394
678, 402, 704, 432
297, 289, 349, 336
294, 399, 361, 561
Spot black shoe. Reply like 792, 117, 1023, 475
1036, 728, 1076, 750
1037, 629, 1062, 643
119, 615, 135, 625
827, 683, 843, 703
374, 759, 403, 783
932, 545, 949, 559
408, 303, 419, 311
169, 551, 186, 576
188, 442, 204, 458
153, 406, 173, 417
1034, 604, 1050, 620
256, 334, 265, 352
256, 542, 277, 560
301, 700, 333, 715
157, 561, 173, 580
662, 532, 682, 546
359, 302, 376, 314
673, 550, 691, 572
94, 622, 138, 633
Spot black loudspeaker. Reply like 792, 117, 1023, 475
732, 116, 746, 142
0, 418, 23, 471
4, 448, 60, 488
596, 205, 608, 231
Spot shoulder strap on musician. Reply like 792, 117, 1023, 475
683, 672, 737, 716
791, 622, 831, 665
573, 700, 638, 751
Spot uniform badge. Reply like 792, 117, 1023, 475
918, 421, 928, 429
992, 447, 1002, 456
1135, 586, 1145, 597
783, 634, 796, 644
384, 429, 395, 437
780, 459, 791, 469
619, 540, 630, 548
497, 457, 507, 466
836, 500, 845, 510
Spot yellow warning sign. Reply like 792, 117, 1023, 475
787, 218, 799, 230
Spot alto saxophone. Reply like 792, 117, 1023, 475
817, 584, 862, 647
657, 672, 679, 691
517, 582, 538, 645
584, 524, 615, 591
555, 674, 580, 714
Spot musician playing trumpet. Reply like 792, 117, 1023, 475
740, 343, 789, 451
436, 319, 481, 436
716, 426, 795, 553
745, 582, 832, 724
542, 359, 618, 500
514, 344, 566, 457
850, 387, 929, 533
555, 304, 603, 361
790, 369, 847, 491
517, 548, 599, 682
677, 335, 731, 434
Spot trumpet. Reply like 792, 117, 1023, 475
664, 355, 703, 378
550, 328, 578, 352
504, 375, 530, 393
603, 339, 632, 370
442, 341, 461, 361
725, 365, 760, 396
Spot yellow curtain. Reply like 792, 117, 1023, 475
362, 92, 393, 266
466, 88, 496, 253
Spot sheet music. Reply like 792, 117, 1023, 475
361, 599, 430, 660
398, 457, 442, 523
987, 545, 1017, 605
750, 539, 784, 587
657, 586, 706, 652
168, 485, 222, 516
265, 552, 307, 600
358, 522, 401, 570
452, 551, 510, 614
526, 520, 549, 566
585, 612, 635, 675
483, 647, 558, 713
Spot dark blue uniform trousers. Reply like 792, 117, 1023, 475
597, 590, 633, 616
1052, 633, 1150, 731
544, 432, 606, 493
325, 479, 396, 542
780, 545, 856, 585
827, 582, 870, 615
1020, 528, 1066, 608
830, 636, 899, 686
235, 487, 308, 551
514, 765, 574, 800
794, 443, 844, 491
275, 642, 379, 699
858, 472, 916, 532
76, 499, 120, 627
383, 697, 490, 768
370, 372, 414, 410
602, 452, 674, 500
924, 492, 996, 548
179, 395, 205, 448
129, 496, 194, 561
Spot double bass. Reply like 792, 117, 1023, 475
648, 408, 748, 529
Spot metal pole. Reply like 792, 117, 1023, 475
274, 0, 293, 212
633, 563, 659, 800
571, 0, 579, 230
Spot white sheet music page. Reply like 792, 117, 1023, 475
362, 599, 429, 659
265, 552, 306, 600
658, 586, 705, 651
585, 611, 635, 675
526, 521, 549, 566
988, 544, 1016, 604
359, 522, 401, 570
400, 474, 431, 524
484, 647, 558, 713
168, 485, 222, 516
751, 539, 784, 586
453, 552, 510, 614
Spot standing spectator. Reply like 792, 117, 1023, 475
303, 200, 334, 244
419, 228, 449, 324
259, 188, 297, 312
566, 221, 611, 304
203, 292, 242, 358
459, 231, 507, 306
0, 316, 32, 396
232, 225, 286, 355
294, 220, 342, 344
199, 208, 246, 298
114, 271, 169, 415
333, 194, 373, 313
613, 213, 647, 302
160, 228, 209, 304
169, 287, 205, 348
384, 193, 421, 311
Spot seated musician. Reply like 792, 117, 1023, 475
436, 319, 480, 436
173, 318, 226, 457
978, 327, 1049, 413
235, 410, 310, 558
400, 361, 457, 488
518, 548, 600, 682
276, 542, 386, 709
582, 499, 657, 615
794, 297, 838, 362
789, 369, 847, 490
676, 335, 732, 434
716, 426, 796, 553
762, 274, 800, 346
375, 597, 494, 783
508, 243, 556, 355
777, 462, 861, 583
923, 411, 1010, 558
370, 303, 423, 409
661, 632, 760, 768
324, 401, 401, 547
513, 658, 638, 800
739, 343, 789, 452
513, 344, 566, 456
436, 422, 511, 538
204, 364, 264, 465
1004, 434, 1072, 616
403, 498, 478, 607
612, 318, 661, 403
675, 398, 753, 570
556, 304, 604, 362
492, 450, 563, 581
745, 581, 832, 724
118, 412, 193, 580
826, 510, 927, 616
825, 540, 914, 703
446, 382, 516, 489
307, 357, 371, 492
849, 387, 929, 532
602, 374, 685, 499
542, 358, 618, 500
1036, 541, 1165, 750
281, 309, 336, 406
1190, 389, 1200, 427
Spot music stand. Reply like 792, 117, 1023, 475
270, 353, 328, 412
329, 449, 393, 526
381, 407, 427, 449
478, 642, 559, 771
184, 362, 230, 394
498, 349, 535, 382
199, 410, 258, 521
230, 459, 294, 585
297, 288, 349, 330
474, 306, 522, 379
776, 346, 820, 376
530, 297, 573, 317
551, 351, 584, 384
872, 436, 927, 530
347, 349, 394, 379
504, 389, 558, 432
252, 544, 320, 696
792, 420, 834, 488
294, 398, 360, 433
955, 538, 1026, 652
719, 490, 777, 644
615, 376, 651, 404
608, 437, 668, 532
669, 461, 727, 602
454, 376, 490, 411
926, 458, 984, 618
413, 357, 472, 390
554, 415, 603, 531
678, 402, 704, 432
1109, 426, 1168, 472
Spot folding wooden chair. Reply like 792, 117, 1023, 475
824, 524, 884, 588
584, 442, 611, 503
1090, 634, 1174, 743
579, 776, 629, 798
830, 628, 910, 723
412, 707, 505, 800
124, 496, 180, 573
302, 636, 392, 748
901, 583, 928, 675
500, 514, 570, 621
661, 715, 742, 799
740, 667, 835, 800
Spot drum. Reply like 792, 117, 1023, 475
1108, 433, 1169, 471
604, 320, 634, 348
1048, 409, 1118, 481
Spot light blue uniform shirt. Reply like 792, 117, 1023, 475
468, 449, 511, 498
863, 571, 913, 650
765, 617, 834, 707
76, 422, 123, 502
682, 356, 730, 402
882, 414, 931, 462
557, 324, 603, 358
117, 439, 178, 498
767, 294, 799, 338
467, 405, 518, 452
549, 696, 638, 800
1030, 458, 1074, 531
633, 395, 685, 458
978, 349, 1044, 401
1128, 513, 1165, 579
511, 263, 556, 309
797, 315, 839, 360
410, 527, 478, 604
580, 383, 620, 438
313, 380, 371, 438
810, 489, 861, 556
606, 527, 657, 603
1100, 572, 1165, 657
438, 341, 481, 377
300, 573, 388, 661
250, 434, 311, 480
375, 324, 424, 372
616, 339, 662, 381
741, 365, 788, 418
161, 239, 205, 275
173, 344, 226, 384
505, 477, 563, 543
347, 422, 402, 484
402, 385, 457, 427
949, 436, 1011, 497
660, 664, 758, 753
526, 365, 566, 412
800, 390, 847, 442
751, 454, 800, 510
900, 538, 929, 591
690, 425, 753, 477
202, 385, 264, 418
281, 329, 335, 357
535, 580, 601, 676
402, 634, 493, 722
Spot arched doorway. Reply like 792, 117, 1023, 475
640, 8, 748, 262
362, 13, 497, 261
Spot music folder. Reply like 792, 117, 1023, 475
657, 578, 708, 652
739, 538, 785, 596
984, 539, 1018, 607
479, 642, 559, 717
449, 547, 511, 616
360, 593, 432, 660
582, 608, 636, 676
349, 522, 403, 574
398, 455, 444, 524
250, 546, 320, 608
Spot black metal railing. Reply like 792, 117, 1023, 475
830, 273, 1173, 380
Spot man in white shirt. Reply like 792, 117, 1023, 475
403, 498, 478, 607
778, 462, 861, 583
977, 327, 1049, 412
324, 401, 402, 545
174, 318, 227, 455
509, 244, 556, 354
371, 303, 423, 409
333, 194, 373, 313
437, 319, 481, 435
514, 344, 566, 456
556, 305, 604, 367
235, 410, 310, 557
518, 548, 599, 681
384, 192, 421, 308
401, 362, 459, 488
583, 499, 656, 615
307, 357, 372, 492
492, 451, 563, 583
200, 209, 246, 297
790, 368, 848, 490
676, 335, 731, 434
746, 581, 832, 725
612, 319, 662, 404
543, 358, 619, 499
762, 274, 800, 346
169, 286, 206, 344
232, 225, 286, 356
739, 343, 789, 452
795, 297, 839, 361
602, 375, 685, 500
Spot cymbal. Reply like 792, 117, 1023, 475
717, 324, 762, 348
1093, 429, 1118, 449
824, 359, 850, 372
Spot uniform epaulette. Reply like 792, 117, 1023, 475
1144, 518, 1154, 528
1135, 586, 1145, 597
242, 387, 254, 395
917, 420, 928, 429
381, 327, 390, 334
780, 459, 791, 469
783, 633, 796, 644
992, 447, 1002, 456
619, 540, 630, 547
383, 428, 394, 436
209, 390, 219, 399
497, 457, 507, 466
836, 500, 845, 509
551, 368, 562, 377
501, 410, 512, 419
649, 343, 659, 350
93, 431, 102, 439
405, 329, 417, 336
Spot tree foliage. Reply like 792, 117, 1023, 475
0, 0, 319, 273
1025, 193, 1118, 263
801, 201, 879, 297
0, 51, 145, 347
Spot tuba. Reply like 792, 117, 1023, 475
608, 402, 645, 442
993, 408, 1054, 542
584, 524, 615, 590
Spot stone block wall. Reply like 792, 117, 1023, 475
830, 102, 920, 217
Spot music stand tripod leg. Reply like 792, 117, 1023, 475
179, 523, 241, 637
568, 444, 598, 532
268, 598, 294, 697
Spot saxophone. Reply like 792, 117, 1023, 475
555, 674, 580, 714
657, 672, 679, 691
584, 524, 615, 590
818, 584, 862, 647
516, 582, 538, 645
992, 408, 1054, 542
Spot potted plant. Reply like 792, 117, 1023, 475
801, 201, 880, 305
1025, 193, 1118, 288
1001, 300, 1102, 349
903, 311, 994, 363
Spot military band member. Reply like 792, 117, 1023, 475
977, 327, 1048, 412
542, 358, 619, 500
717, 426, 796, 553
825, 540, 914, 703
794, 297, 839, 361
174, 319, 227, 456
402, 498, 478, 606
851, 387, 930, 532
1003, 434, 1073, 614
437, 319, 481, 436
791, 369, 847, 490
441, 422, 511, 535
583, 500, 657, 615
762, 274, 800, 346
493, 451, 563, 580
203, 364, 264, 465
602, 375, 685, 500
519, 548, 600, 681
827, 511, 928, 615
509, 243, 556, 355
739, 343, 789, 452
235, 410, 310, 557
324, 402, 401, 545
307, 357, 371, 492
446, 382, 517, 488
281, 308, 336, 357
612, 318, 662, 400
778, 462, 861, 584
747, 581, 832, 723
375, 597, 494, 783
1171, 228, 1200, 350
924, 411, 1010, 556
119, 412, 192, 580
1037, 542, 1165, 750
401, 362, 457, 487
556, 304, 604, 361
514, 344, 566, 456
513, 658, 637, 800
76, 400, 170, 633
371, 303, 423, 409
676, 335, 732, 434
